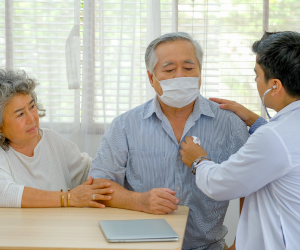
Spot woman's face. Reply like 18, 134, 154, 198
0, 94, 40, 146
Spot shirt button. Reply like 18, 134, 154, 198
177, 156, 181, 160
177, 187, 181, 191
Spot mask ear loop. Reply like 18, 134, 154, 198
152, 74, 164, 97
152, 74, 159, 83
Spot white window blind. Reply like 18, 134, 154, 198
178, 0, 221, 98
1, 0, 300, 153
93, 0, 148, 126
3, 0, 80, 137
220, 0, 264, 115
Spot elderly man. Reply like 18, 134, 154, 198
89, 32, 249, 250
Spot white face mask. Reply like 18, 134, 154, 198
153, 75, 200, 108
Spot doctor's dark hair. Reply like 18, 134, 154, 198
252, 31, 300, 98
145, 32, 203, 74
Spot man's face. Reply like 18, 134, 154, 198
148, 40, 201, 96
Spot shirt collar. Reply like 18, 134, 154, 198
270, 100, 300, 121
143, 94, 215, 121
143, 95, 163, 120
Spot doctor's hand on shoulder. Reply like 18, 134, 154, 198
209, 97, 260, 127
180, 137, 208, 168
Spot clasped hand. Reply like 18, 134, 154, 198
70, 176, 113, 208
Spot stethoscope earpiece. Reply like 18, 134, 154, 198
262, 85, 277, 119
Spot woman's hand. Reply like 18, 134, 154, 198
209, 98, 260, 127
70, 176, 113, 208
180, 137, 208, 167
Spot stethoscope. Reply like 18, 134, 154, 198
262, 85, 277, 119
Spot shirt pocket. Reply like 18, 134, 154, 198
126, 150, 165, 193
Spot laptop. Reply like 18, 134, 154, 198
99, 219, 179, 243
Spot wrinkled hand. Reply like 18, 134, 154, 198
209, 98, 260, 127
140, 188, 179, 215
180, 136, 208, 167
70, 176, 113, 208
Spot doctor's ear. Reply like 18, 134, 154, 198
269, 79, 283, 96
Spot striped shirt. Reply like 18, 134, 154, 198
89, 94, 249, 250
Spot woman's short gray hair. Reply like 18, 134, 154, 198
145, 32, 204, 73
0, 69, 45, 151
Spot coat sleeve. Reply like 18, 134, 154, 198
195, 126, 292, 201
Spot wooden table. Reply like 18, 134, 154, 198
0, 206, 189, 250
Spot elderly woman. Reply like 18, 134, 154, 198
0, 69, 113, 208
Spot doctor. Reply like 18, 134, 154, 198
180, 31, 300, 250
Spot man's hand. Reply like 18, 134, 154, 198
209, 98, 259, 127
180, 136, 208, 167
139, 188, 179, 215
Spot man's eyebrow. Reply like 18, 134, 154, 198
162, 60, 195, 67
184, 59, 195, 64
14, 99, 34, 113
162, 61, 174, 67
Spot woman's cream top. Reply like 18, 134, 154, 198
0, 128, 91, 207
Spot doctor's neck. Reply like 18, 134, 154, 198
277, 95, 300, 112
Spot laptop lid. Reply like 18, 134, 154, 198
99, 219, 179, 243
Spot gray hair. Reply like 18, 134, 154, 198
0, 69, 45, 151
145, 32, 204, 73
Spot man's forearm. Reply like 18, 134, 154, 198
92, 178, 143, 211
92, 178, 179, 215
